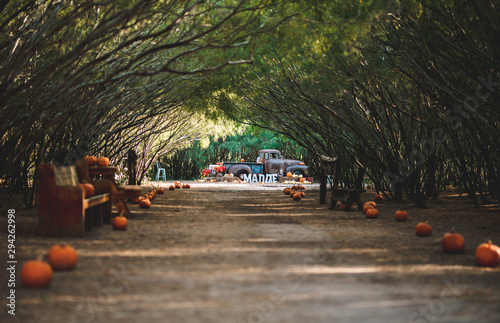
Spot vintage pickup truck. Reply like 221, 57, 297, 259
224, 149, 308, 180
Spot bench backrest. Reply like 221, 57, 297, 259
54, 165, 79, 186
38, 164, 80, 191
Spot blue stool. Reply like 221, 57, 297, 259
156, 161, 166, 181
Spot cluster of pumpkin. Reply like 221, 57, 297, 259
360, 195, 500, 268
131, 187, 164, 210
169, 181, 191, 190
83, 155, 110, 167
283, 185, 306, 201
21, 244, 78, 288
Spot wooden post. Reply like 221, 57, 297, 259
320, 161, 327, 204
127, 149, 137, 185
319, 155, 338, 205
330, 162, 343, 209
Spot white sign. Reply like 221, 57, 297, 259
241, 173, 278, 183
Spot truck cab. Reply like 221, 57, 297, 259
257, 150, 285, 174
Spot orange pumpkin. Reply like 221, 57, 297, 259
300, 191, 305, 198
169, 185, 175, 190
292, 192, 302, 201
339, 203, 346, 211
157, 188, 165, 194
80, 183, 94, 198
416, 222, 433, 236
182, 184, 190, 189
139, 198, 151, 209
362, 204, 374, 214
442, 229, 465, 253
365, 208, 379, 218
240, 159, 245, 162
48, 244, 78, 271
112, 216, 128, 230
83, 155, 97, 166
21, 259, 53, 288
97, 157, 110, 166
299, 178, 305, 183
364, 201, 376, 208
394, 209, 408, 222
374, 194, 383, 201
286, 172, 293, 177
475, 241, 500, 267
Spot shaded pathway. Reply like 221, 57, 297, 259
2, 183, 500, 323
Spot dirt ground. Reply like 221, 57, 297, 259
1, 182, 500, 323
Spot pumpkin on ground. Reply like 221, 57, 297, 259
293, 192, 302, 201
83, 156, 97, 166
112, 216, 128, 230
374, 194, 383, 201
339, 203, 346, 211
365, 208, 379, 218
80, 183, 94, 198
299, 178, 305, 183
362, 204, 374, 214
364, 201, 376, 208
21, 258, 53, 288
442, 228, 465, 253
139, 198, 151, 209
416, 222, 433, 236
284, 188, 291, 195
157, 188, 165, 194
182, 184, 190, 189
48, 244, 78, 271
475, 241, 500, 267
169, 185, 175, 191
97, 157, 110, 166
394, 209, 408, 222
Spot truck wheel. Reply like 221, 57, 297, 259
235, 170, 249, 180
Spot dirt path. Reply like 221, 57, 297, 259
1, 183, 500, 323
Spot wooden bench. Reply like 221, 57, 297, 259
318, 155, 366, 211
331, 188, 366, 211
37, 161, 142, 237
80, 161, 141, 217
37, 163, 111, 237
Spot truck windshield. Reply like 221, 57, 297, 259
270, 153, 280, 159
